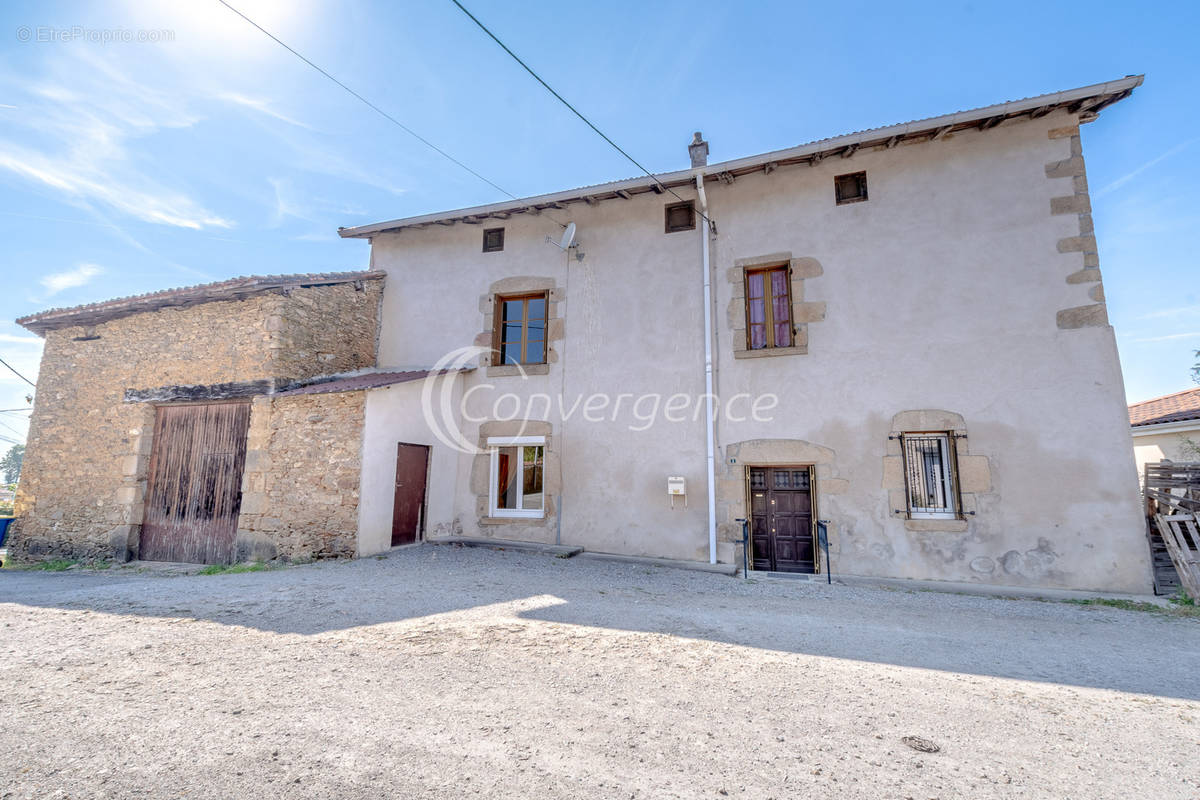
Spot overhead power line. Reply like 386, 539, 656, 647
215, 0, 531, 210
0, 417, 25, 440
0, 355, 35, 388
448, 0, 712, 225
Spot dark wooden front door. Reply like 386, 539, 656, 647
392, 443, 430, 546
749, 466, 815, 573
140, 402, 251, 564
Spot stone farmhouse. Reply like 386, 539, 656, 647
10, 75, 1154, 593
10, 273, 385, 564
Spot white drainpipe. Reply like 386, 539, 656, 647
696, 172, 717, 564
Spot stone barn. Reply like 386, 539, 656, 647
9, 271, 385, 564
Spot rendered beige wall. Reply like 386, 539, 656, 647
1133, 427, 1200, 480
357, 378, 463, 556
366, 109, 1151, 592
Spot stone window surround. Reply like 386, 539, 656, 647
475, 276, 564, 377
726, 253, 825, 359
715, 438, 849, 564
469, 420, 560, 536
486, 434, 547, 520
882, 410, 992, 533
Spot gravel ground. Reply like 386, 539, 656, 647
1, 545, 1198, 799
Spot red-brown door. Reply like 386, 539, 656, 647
749, 466, 815, 573
140, 402, 251, 564
392, 443, 430, 546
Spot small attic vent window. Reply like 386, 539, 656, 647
835, 172, 868, 205
483, 227, 505, 253
664, 201, 695, 233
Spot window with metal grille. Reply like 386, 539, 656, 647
745, 266, 793, 350
834, 171, 868, 205
482, 227, 505, 252
493, 292, 547, 366
900, 433, 959, 518
664, 201, 695, 233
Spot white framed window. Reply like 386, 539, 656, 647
900, 433, 958, 518
487, 436, 545, 519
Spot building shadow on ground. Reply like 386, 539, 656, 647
1, 544, 1197, 701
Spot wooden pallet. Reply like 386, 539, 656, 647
1145, 462, 1200, 601
1146, 518, 1183, 596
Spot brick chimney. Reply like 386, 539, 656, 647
688, 131, 708, 168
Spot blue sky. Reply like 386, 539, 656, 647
0, 0, 1197, 445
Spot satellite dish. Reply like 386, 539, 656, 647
559, 222, 576, 250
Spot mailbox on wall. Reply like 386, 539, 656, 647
667, 476, 686, 509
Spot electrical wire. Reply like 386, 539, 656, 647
0, 417, 25, 440
448, 0, 713, 226
215, 0, 543, 216
0, 356, 35, 387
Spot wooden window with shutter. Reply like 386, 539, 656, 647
483, 227, 505, 252
493, 292, 548, 365
664, 201, 695, 233
835, 171, 868, 205
745, 266, 793, 350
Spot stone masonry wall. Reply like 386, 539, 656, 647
11, 281, 381, 562
273, 282, 382, 382
236, 392, 365, 561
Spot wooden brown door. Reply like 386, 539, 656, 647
749, 466, 815, 573
392, 443, 430, 546
140, 402, 251, 564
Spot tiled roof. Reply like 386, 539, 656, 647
1129, 387, 1200, 427
275, 369, 460, 396
339, 75, 1142, 237
17, 271, 386, 335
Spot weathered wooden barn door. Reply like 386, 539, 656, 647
140, 402, 251, 564
391, 443, 430, 546
749, 466, 816, 573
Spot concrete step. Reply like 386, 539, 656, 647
426, 536, 583, 559
574, 551, 738, 576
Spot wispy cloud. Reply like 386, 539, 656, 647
0, 334, 41, 345
41, 263, 103, 296
0, 104, 15, 110
1132, 331, 1200, 343
1138, 304, 1200, 321
217, 92, 313, 130
0, 52, 233, 230
268, 176, 367, 228
1096, 137, 1200, 198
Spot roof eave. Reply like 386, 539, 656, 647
18, 270, 387, 336
338, 75, 1143, 239
1131, 418, 1200, 435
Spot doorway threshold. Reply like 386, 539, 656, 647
750, 571, 827, 582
